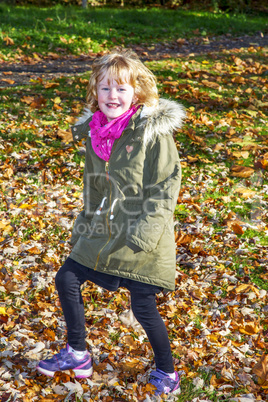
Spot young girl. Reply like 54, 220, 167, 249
37, 49, 185, 397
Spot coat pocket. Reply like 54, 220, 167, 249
70, 210, 95, 246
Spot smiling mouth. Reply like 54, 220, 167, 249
107, 103, 120, 108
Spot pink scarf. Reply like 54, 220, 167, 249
89, 106, 139, 162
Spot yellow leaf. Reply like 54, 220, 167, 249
19, 203, 32, 209
72, 192, 81, 198
246, 110, 258, 117
35, 140, 46, 146
235, 284, 260, 296
234, 187, 256, 199
0, 307, 7, 315
41, 120, 58, 126
0, 220, 11, 229
2, 225, 13, 234
207, 334, 220, 343
53, 96, 61, 104
187, 156, 198, 163
187, 371, 198, 378
3, 167, 13, 179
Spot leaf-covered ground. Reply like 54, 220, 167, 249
0, 25, 268, 402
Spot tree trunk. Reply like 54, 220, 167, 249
82, 0, 87, 8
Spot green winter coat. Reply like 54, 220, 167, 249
69, 98, 185, 291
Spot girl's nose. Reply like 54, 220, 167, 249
108, 88, 117, 99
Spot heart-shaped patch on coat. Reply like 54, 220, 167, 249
126, 145, 133, 153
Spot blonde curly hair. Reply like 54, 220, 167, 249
86, 49, 159, 112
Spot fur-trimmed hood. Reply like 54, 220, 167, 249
138, 98, 185, 145
74, 98, 185, 145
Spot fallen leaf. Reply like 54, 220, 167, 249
1, 78, 15, 85
230, 166, 255, 178
4, 36, 14, 45
253, 354, 268, 388
57, 129, 73, 142
234, 187, 256, 199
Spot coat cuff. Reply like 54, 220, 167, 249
71, 116, 92, 142
125, 240, 143, 254
72, 125, 87, 142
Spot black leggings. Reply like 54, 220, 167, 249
55, 258, 174, 373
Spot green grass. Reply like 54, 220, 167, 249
0, 4, 267, 58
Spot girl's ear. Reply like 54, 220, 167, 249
132, 94, 138, 104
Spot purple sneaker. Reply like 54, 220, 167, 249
37, 344, 93, 378
149, 368, 181, 396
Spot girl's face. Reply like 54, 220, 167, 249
97, 72, 135, 122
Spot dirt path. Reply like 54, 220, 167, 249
0, 33, 267, 88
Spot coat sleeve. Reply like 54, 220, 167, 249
71, 117, 91, 142
70, 116, 100, 246
126, 134, 181, 253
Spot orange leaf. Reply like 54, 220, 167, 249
30, 96, 47, 109
1, 78, 15, 85
176, 232, 192, 245
44, 82, 59, 89
27, 246, 42, 255
202, 80, 220, 89
187, 129, 205, 145
235, 284, 260, 296
122, 335, 136, 350
43, 328, 56, 341
65, 116, 78, 125
252, 354, 268, 387
230, 166, 254, 178
4, 36, 14, 45
239, 321, 260, 335
230, 222, 244, 235
57, 129, 73, 143
210, 374, 225, 388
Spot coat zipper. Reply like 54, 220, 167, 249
94, 179, 112, 270
94, 144, 118, 270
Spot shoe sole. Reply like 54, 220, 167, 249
37, 365, 93, 378
173, 386, 181, 395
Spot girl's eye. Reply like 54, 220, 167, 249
119, 88, 126, 92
